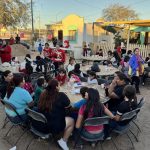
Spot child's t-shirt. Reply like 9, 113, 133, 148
79, 105, 104, 133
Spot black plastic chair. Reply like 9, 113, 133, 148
1, 100, 28, 146
74, 116, 110, 149
132, 97, 145, 133
26, 108, 52, 150
112, 108, 140, 150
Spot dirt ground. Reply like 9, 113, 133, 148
0, 45, 150, 150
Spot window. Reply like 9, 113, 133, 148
68, 30, 76, 41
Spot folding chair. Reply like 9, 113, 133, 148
0, 99, 10, 129
1, 100, 28, 146
26, 108, 52, 150
132, 97, 145, 133
74, 116, 110, 149
112, 108, 140, 150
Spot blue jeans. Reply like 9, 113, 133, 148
7, 114, 28, 124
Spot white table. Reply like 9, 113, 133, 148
81, 55, 107, 62
81, 65, 119, 76
60, 82, 109, 103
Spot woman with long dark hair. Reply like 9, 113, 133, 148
4, 74, 33, 123
129, 48, 144, 93
38, 79, 74, 150
76, 88, 114, 137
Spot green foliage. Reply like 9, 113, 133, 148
0, 0, 31, 28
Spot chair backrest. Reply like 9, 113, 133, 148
83, 116, 110, 127
1, 99, 23, 120
120, 108, 140, 121
137, 97, 145, 108
26, 108, 47, 124
30, 73, 44, 80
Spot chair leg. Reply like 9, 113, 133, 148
126, 133, 135, 149
100, 141, 103, 150
129, 129, 139, 142
1, 117, 9, 129
14, 128, 28, 145
111, 137, 119, 150
4, 125, 14, 137
132, 120, 141, 133
26, 136, 35, 150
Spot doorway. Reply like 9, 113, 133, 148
58, 30, 63, 46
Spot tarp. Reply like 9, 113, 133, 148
131, 27, 150, 32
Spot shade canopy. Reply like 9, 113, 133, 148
131, 26, 150, 32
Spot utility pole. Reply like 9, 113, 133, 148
38, 12, 41, 39
31, 0, 34, 51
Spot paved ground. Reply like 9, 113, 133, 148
0, 85, 150, 150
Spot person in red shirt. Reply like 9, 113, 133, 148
55, 69, 67, 86
43, 43, 52, 59
9, 36, 15, 45
52, 45, 66, 73
0, 40, 12, 63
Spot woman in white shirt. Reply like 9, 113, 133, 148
87, 71, 98, 84
67, 57, 75, 72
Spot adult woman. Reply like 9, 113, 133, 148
37, 79, 74, 150
76, 88, 114, 139
129, 48, 144, 93
4, 74, 33, 123
0, 40, 12, 63
0, 70, 13, 99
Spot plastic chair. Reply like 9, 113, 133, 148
112, 108, 140, 150
25, 108, 52, 150
74, 116, 110, 149
1, 100, 28, 146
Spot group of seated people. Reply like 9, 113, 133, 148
0, 46, 148, 150
0, 58, 141, 150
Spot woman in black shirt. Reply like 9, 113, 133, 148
37, 79, 74, 150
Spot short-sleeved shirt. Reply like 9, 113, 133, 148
4, 87, 32, 117
36, 92, 70, 134
73, 99, 86, 109
79, 104, 104, 133
117, 100, 137, 125
108, 84, 126, 111
34, 86, 43, 105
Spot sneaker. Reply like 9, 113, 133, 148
105, 136, 111, 140
57, 138, 69, 150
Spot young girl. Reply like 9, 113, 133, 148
108, 85, 137, 130
34, 78, 45, 106
87, 71, 98, 84
76, 88, 114, 136
55, 69, 67, 86
23, 75, 34, 95
67, 57, 75, 72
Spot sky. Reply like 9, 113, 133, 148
31, 0, 150, 28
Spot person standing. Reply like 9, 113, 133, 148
129, 48, 144, 93
38, 43, 43, 55
43, 43, 52, 59
0, 40, 12, 63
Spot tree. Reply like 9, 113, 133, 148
0, 0, 31, 28
102, 4, 138, 21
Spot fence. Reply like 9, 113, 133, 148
93, 43, 150, 58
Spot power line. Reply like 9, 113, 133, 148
72, 0, 102, 10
